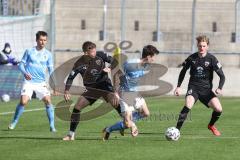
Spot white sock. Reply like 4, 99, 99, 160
69, 131, 75, 137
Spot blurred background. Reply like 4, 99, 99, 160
0, 0, 240, 96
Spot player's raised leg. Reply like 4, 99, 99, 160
135, 97, 150, 120
103, 97, 150, 140
63, 96, 90, 141
125, 111, 138, 137
176, 95, 195, 130
8, 95, 29, 130
103, 110, 145, 140
106, 92, 121, 116
102, 110, 137, 141
102, 120, 126, 140
207, 97, 222, 136
103, 101, 142, 141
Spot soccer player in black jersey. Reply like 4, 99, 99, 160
63, 41, 121, 140
174, 35, 225, 136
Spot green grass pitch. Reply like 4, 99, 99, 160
0, 96, 239, 160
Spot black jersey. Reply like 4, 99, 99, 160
65, 51, 117, 91
177, 52, 225, 89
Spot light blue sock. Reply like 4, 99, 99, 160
46, 104, 55, 129
11, 104, 25, 125
132, 111, 144, 122
108, 121, 126, 133
107, 112, 144, 133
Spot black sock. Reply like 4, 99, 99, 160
176, 106, 190, 130
209, 111, 222, 126
115, 104, 122, 116
70, 108, 81, 132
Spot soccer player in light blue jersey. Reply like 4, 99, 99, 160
8, 31, 56, 132
102, 45, 159, 140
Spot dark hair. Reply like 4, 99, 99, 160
142, 45, 159, 58
82, 41, 96, 52
2, 42, 11, 54
4, 42, 11, 49
36, 31, 48, 40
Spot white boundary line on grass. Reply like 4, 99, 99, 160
0, 100, 103, 116
0, 108, 46, 115
0, 104, 72, 116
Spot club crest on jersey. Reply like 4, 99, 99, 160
187, 89, 192, 95
205, 61, 210, 67
95, 60, 101, 65
43, 55, 48, 60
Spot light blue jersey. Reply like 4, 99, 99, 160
120, 59, 148, 92
19, 47, 53, 83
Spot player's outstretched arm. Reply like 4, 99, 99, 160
175, 57, 191, 95
97, 51, 118, 70
215, 69, 225, 90
174, 66, 188, 96
108, 70, 123, 107
213, 57, 225, 95
64, 90, 71, 101
113, 70, 123, 94
64, 63, 79, 101
19, 62, 31, 80
18, 49, 32, 80
215, 69, 225, 95
64, 74, 76, 101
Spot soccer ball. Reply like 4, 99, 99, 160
165, 127, 180, 141
1, 94, 10, 102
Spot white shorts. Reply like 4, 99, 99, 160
120, 96, 146, 113
21, 82, 50, 100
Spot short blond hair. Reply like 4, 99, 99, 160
196, 35, 209, 45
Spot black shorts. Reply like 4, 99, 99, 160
82, 80, 114, 105
186, 85, 217, 107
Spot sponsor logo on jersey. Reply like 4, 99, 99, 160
192, 61, 196, 64
196, 66, 204, 78
197, 66, 204, 71
90, 69, 98, 75
187, 89, 192, 95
